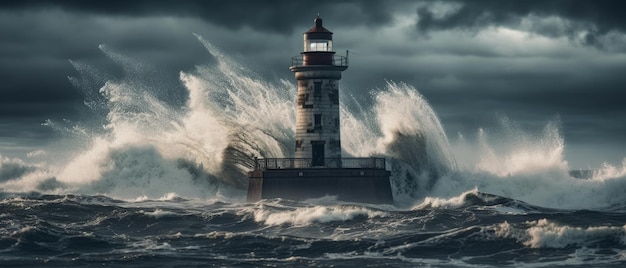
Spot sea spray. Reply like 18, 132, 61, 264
375, 82, 456, 173
592, 158, 626, 180
3, 37, 297, 199
61, 37, 457, 201
0, 155, 35, 182
90, 37, 292, 191
0, 155, 57, 193
342, 81, 457, 204
435, 118, 626, 209
1, 36, 626, 209
7, 39, 276, 199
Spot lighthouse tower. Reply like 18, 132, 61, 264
247, 16, 392, 204
290, 16, 348, 167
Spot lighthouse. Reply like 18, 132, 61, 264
247, 17, 393, 204
290, 16, 347, 166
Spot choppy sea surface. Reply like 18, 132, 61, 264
2, 191, 626, 267
2, 36, 626, 267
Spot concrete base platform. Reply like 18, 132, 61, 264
247, 168, 393, 204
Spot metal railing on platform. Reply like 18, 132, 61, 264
291, 55, 348, 67
253, 158, 386, 170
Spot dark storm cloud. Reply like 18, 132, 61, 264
416, 0, 626, 47
26, 0, 616, 44
0, 0, 400, 34
414, 53, 626, 144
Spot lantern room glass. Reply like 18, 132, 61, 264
304, 39, 332, 52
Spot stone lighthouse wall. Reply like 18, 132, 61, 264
293, 68, 344, 162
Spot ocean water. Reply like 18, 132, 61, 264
2, 192, 626, 267
1, 35, 626, 267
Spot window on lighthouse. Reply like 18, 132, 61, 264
305, 40, 332, 52
314, 114, 322, 129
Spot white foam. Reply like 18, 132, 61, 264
412, 188, 479, 209
254, 205, 386, 226
158, 192, 181, 201
141, 208, 177, 219
495, 219, 626, 248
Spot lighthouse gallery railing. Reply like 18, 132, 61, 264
253, 157, 386, 170
291, 55, 348, 67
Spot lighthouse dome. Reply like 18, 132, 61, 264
304, 16, 333, 52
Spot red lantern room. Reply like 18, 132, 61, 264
302, 16, 335, 65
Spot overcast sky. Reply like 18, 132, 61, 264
1, 0, 625, 169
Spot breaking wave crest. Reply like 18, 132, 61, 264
495, 219, 626, 248
342, 81, 457, 203
429, 118, 626, 210
1, 35, 296, 200
253, 204, 386, 226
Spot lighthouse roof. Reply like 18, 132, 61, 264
305, 16, 333, 34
